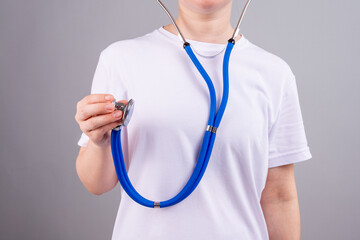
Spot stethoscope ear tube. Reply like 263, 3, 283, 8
176, 41, 235, 201
110, 41, 235, 208
111, 129, 154, 207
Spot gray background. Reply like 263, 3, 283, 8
0, 0, 358, 239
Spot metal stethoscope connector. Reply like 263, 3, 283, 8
112, 98, 135, 130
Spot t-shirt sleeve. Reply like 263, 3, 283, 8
268, 73, 312, 168
77, 51, 111, 147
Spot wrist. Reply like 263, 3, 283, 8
88, 138, 110, 151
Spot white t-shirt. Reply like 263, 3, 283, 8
78, 26, 312, 240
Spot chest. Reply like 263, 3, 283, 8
118, 53, 271, 153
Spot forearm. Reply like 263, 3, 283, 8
261, 196, 301, 239
76, 139, 118, 195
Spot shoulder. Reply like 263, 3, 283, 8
99, 29, 161, 63
235, 39, 296, 98
236, 39, 298, 121
245, 40, 294, 79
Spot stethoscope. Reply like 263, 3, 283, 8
110, 0, 253, 208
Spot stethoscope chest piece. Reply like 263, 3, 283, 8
113, 98, 135, 130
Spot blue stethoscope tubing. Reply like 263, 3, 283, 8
110, 41, 234, 208
110, 0, 253, 208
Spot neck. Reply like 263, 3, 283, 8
163, 1, 241, 44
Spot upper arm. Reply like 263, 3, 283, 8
76, 146, 87, 162
261, 164, 298, 204
79, 146, 86, 154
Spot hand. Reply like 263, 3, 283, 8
75, 94, 128, 147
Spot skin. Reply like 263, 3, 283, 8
75, 0, 301, 239
75, 94, 126, 195
163, 0, 242, 44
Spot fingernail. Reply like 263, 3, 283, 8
105, 95, 112, 101
113, 111, 122, 118
106, 104, 113, 110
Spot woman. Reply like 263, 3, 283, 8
75, 0, 312, 239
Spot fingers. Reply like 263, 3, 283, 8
76, 94, 113, 120
86, 119, 123, 145
77, 99, 128, 121
82, 111, 124, 132
75, 94, 130, 144
77, 102, 115, 121
81, 94, 114, 106
85, 94, 114, 104
90, 119, 124, 136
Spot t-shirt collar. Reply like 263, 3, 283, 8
156, 26, 248, 57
